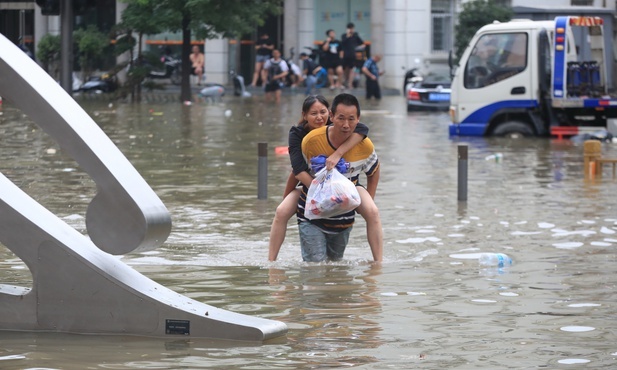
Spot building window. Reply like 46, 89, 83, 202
571, 0, 593, 5
431, 0, 454, 52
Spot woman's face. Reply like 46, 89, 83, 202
303, 101, 329, 131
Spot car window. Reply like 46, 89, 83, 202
464, 32, 528, 89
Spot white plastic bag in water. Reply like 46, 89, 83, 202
304, 168, 361, 220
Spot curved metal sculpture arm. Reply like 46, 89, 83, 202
0, 35, 171, 254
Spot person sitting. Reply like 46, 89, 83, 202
189, 45, 205, 85
299, 52, 324, 95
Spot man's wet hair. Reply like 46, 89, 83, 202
331, 93, 360, 117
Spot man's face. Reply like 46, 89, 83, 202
330, 104, 359, 138
272, 50, 281, 59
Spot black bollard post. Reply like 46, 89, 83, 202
457, 144, 468, 201
258, 142, 268, 199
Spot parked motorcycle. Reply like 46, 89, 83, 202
230, 70, 251, 97
129, 53, 182, 85
79, 73, 117, 93
148, 54, 182, 85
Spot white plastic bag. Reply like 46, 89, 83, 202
304, 168, 361, 220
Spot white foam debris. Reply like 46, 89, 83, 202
553, 242, 584, 249
538, 222, 555, 229
590, 241, 612, 247
449, 253, 483, 260
551, 229, 596, 237
568, 303, 601, 308
511, 231, 542, 236
558, 359, 590, 365
600, 226, 615, 234
560, 326, 595, 332
396, 237, 441, 244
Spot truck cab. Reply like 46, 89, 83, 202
449, 16, 617, 138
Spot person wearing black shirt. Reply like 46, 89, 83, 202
340, 23, 365, 89
322, 29, 344, 90
251, 33, 274, 87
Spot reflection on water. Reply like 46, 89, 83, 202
0, 94, 616, 368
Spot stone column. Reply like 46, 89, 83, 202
204, 37, 228, 85
283, 0, 299, 59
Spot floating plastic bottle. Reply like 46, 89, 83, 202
479, 253, 512, 267
484, 153, 503, 162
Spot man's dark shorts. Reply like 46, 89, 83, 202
264, 80, 282, 92
341, 56, 356, 69
323, 57, 341, 70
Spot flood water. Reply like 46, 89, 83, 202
0, 91, 616, 369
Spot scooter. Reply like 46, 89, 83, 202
147, 54, 182, 85
230, 70, 251, 97
79, 73, 117, 93
129, 53, 182, 85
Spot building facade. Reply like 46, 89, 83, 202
2, 0, 615, 92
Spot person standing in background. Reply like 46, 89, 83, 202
361, 54, 384, 100
340, 23, 364, 90
251, 33, 275, 87
322, 29, 344, 90
262, 49, 289, 103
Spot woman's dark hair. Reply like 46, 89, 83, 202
297, 95, 330, 126
331, 93, 360, 117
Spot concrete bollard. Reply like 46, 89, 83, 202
258, 142, 268, 199
583, 140, 602, 179
458, 144, 468, 201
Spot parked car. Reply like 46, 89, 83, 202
405, 68, 451, 111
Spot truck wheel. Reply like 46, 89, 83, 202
493, 121, 533, 138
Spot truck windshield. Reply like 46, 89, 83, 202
464, 33, 528, 89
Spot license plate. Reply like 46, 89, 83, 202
428, 93, 449, 101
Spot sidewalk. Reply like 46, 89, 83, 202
74, 81, 400, 104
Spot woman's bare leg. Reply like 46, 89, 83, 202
268, 189, 301, 261
251, 61, 263, 87
355, 187, 383, 262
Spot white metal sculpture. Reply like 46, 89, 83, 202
0, 34, 287, 341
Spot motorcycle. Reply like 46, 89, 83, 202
79, 73, 117, 93
148, 54, 181, 85
230, 70, 251, 97
129, 53, 182, 85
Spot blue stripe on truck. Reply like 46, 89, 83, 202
449, 99, 539, 136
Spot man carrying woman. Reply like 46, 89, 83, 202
268, 94, 383, 262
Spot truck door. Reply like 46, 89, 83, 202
459, 32, 534, 134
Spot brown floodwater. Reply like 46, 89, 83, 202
0, 92, 616, 369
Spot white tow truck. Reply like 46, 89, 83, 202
449, 16, 617, 138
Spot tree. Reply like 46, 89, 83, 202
74, 25, 110, 81
36, 33, 61, 79
121, 0, 282, 101
454, 0, 513, 64
115, 0, 169, 101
